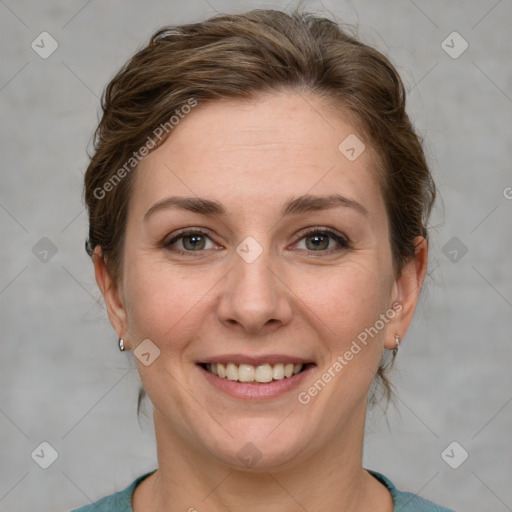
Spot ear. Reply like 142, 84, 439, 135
384, 236, 428, 349
93, 246, 130, 348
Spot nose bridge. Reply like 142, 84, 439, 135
234, 244, 274, 300
217, 235, 291, 332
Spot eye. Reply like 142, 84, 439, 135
163, 227, 350, 256
293, 228, 350, 253
164, 229, 219, 254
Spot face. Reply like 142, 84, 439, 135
97, 91, 425, 471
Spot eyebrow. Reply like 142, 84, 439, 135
144, 193, 368, 221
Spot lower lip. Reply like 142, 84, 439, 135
198, 364, 314, 400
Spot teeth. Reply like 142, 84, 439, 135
272, 363, 284, 380
205, 362, 304, 383
226, 363, 238, 381
255, 364, 273, 383
238, 364, 254, 382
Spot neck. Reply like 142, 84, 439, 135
134, 402, 391, 512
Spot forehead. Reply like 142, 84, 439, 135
131, 91, 385, 222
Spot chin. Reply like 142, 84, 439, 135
199, 419, 317, 472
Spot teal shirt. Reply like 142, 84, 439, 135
70, 469, 455, 511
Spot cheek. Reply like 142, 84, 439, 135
293, 258, 393, 353
291, 259, 394, 425
122, 255, 225, 356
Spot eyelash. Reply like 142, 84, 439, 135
164, 227, 351, 257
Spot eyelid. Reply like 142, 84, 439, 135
164, 227, 212, 243
164, 228, 219, 250
292, 226, 351, 250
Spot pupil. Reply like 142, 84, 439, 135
307, 234, 328, 250
184, 235, 204, 250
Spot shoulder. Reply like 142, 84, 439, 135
69, 470, 157, 512
367, 469, 456, 512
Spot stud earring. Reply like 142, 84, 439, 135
118, 338, 126, 352
393, 334, 400, 357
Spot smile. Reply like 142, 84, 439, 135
197, 355, 315, 399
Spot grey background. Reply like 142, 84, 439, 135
1, 1, 511, 511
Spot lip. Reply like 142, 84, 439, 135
199, 354, 312, 366
197, 362, 315, 400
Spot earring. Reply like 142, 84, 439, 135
118, 338, 126, 352
393, 334, 400, 357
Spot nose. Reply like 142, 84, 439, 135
216, 242, 293, 335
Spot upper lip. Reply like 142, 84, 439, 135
198, 354, 313, 365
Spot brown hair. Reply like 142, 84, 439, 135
84, 9, 435, 414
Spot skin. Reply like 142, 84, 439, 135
94, 91, 428, 512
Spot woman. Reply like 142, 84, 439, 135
72, 8, 454, 512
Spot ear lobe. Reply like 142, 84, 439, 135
384, 236, 428, 349
93, 247, 128, 343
